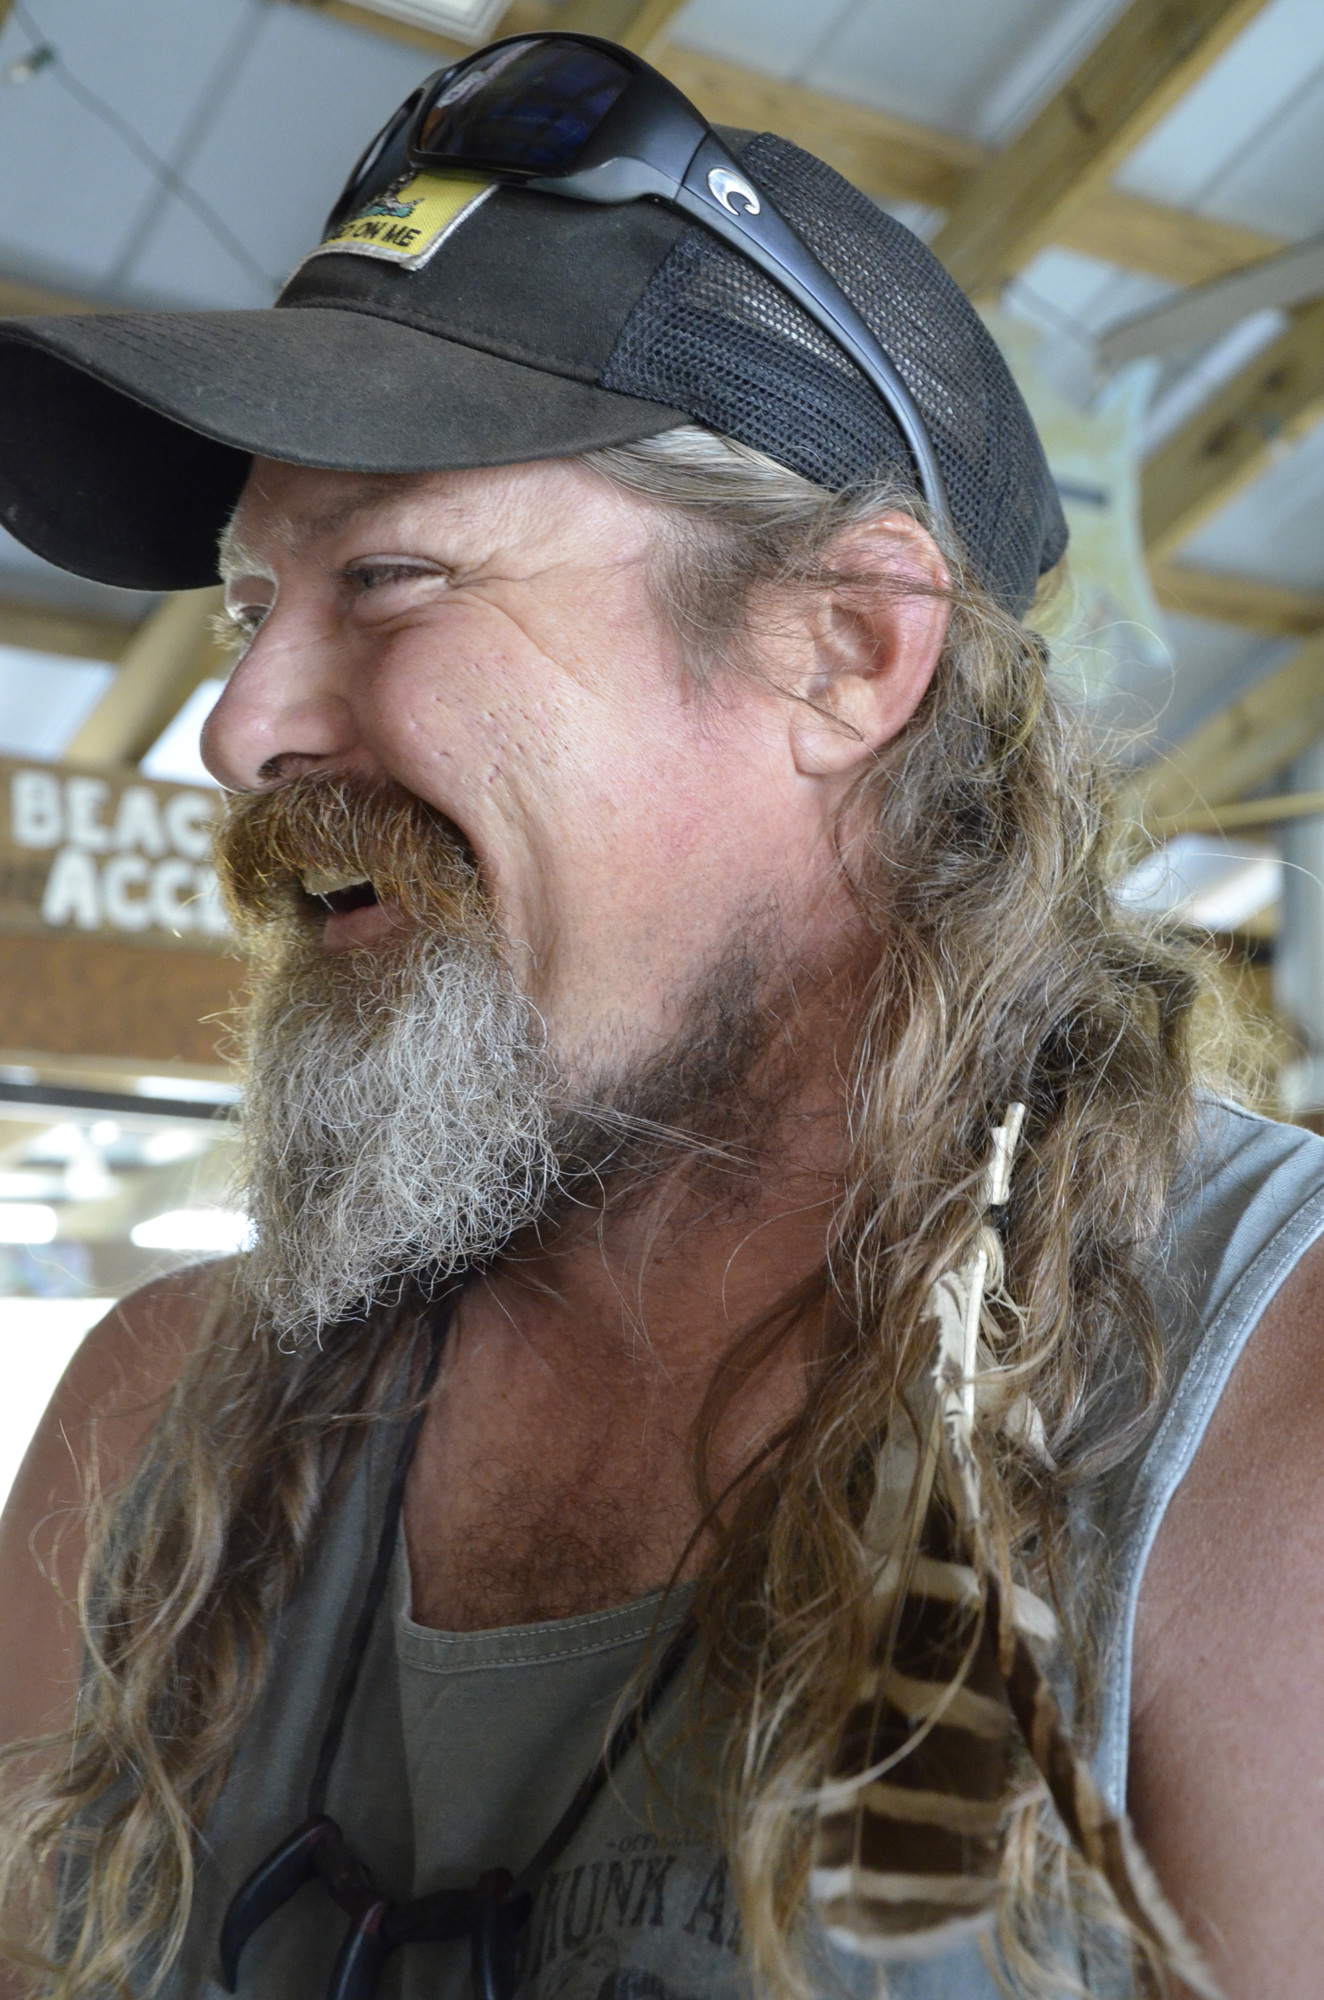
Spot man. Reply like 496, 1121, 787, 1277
0, 35, 1321, 2000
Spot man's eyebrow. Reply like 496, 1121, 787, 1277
218, 478, 443, 578
217, 528, 272, 582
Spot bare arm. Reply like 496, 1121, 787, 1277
0, 1270, 214, 1997
1129, 1229, 1324, 1998
0, 1274, 211, 1755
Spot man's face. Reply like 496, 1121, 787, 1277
204, 455, 850, 1093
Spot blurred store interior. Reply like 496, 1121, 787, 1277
0, 0, 1321, 1498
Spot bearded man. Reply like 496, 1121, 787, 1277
0, 35, 1320, 2000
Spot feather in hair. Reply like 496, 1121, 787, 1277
810, 1106, 1223, 1996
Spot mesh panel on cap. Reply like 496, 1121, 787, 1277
600, 132, 1067, 616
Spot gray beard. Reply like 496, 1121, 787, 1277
234, 921, 788, 1342
235, 930, 558, 1339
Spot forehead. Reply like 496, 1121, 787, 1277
220, 461, 483, 573
218, 454, 666, 593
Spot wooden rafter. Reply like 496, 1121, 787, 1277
658, 50, 1285, 287
1150, 562, 1324, 640
931, 0, 1275, 299
1157, 788, 1324, 836
63, 589, 229, 769
1142, 298, 1324, 561
280, 0, 690, 69
0, 596, 134, 663
653, 47, 981, 209
0, 275, 96, 317
1054, 188, 1280, 290
277, 0, 550, 60
273, 4, 1284, 289
1126, 632, 1324, 821
556, 0, 690, 55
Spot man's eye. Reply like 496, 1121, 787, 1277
346, 561, 441, 593
219, 604, 267, 643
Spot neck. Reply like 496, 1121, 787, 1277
403, 982, 856, 1630
491, 959, 856, 1382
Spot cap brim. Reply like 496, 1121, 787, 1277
0, 307, 684, 592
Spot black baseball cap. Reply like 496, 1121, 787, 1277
0, 101, 1065, 614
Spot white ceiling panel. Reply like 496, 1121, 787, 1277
1181, 424, 1324, 591
0, 0, 260, 297
1138, 308, 1286, 456
121, 2, 428, 307
1009, 246, 1173, 336
968, 0, 1131, 145
1116, 0, 1324, 235
666, 0, 852, 84
0, 647, 113, 758
802, 0, 1064, 134
671, 0, 1130, 141
1193, 67, 1324, 239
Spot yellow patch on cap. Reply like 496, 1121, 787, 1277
309, 171, 495, 272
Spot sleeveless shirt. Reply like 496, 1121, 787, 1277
145, 1102, 1324, 2000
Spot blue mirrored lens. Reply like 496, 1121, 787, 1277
416, 40, 632, 174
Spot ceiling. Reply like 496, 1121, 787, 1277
0, 0, 1320, 784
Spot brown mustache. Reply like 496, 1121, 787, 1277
215, 772, 483, 937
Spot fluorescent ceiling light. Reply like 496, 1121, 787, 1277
141, 1129, 208, 1166
1117, 835, 1282, 933
0, 1172, 60, 1201
65, 1162, 116, 1203
136, 1075, 241, 1105
350, 0, 512, 45
131, 1209, 252, 1254
0, 1204, 59, 1245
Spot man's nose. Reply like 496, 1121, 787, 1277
201, 616, 364, 791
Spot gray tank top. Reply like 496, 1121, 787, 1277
154, 1102, 1324, 2000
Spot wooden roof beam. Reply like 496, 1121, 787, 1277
659, 50, 1284, 288
272, 9, 1285, 290
1142, 298, 1324, 561
1157, 788, 1324, 837
0, 275, 100, 317
931, 0, 1276, 300
62, 589, 229, 769
555, 0, 689, 55
1150, 562, 1324, 640
0, 596, 135, 663
1125, 631, 1324, 821
1054, 187, 1281, 290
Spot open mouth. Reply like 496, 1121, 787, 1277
299, 867, 380, 917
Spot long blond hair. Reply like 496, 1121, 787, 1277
0, 429, 1236, 1997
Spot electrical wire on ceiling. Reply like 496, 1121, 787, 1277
8, 0, 281, 297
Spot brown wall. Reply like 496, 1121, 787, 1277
0, 932, 246, 1069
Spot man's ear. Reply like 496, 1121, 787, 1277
787, 513, 951, 780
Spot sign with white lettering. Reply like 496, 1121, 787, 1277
0, 758, 230, 950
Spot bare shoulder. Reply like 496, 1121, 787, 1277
1128, 1226, 1324, 1998
0, 1263, 230, 1749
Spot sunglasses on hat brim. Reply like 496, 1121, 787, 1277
325, 32, 952, 543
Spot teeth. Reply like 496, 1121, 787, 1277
301, 867, 371, 897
